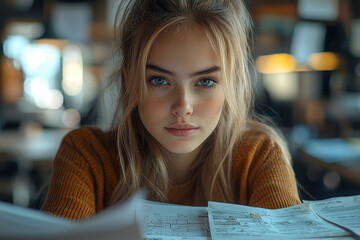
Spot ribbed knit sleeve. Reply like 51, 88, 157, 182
232, 131, 301, 209
40, 127, 119, 220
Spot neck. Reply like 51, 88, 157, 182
166, 147, 202, 185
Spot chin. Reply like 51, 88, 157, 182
163, 143, 200, 155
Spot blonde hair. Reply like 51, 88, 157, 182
109, 0, 293, 204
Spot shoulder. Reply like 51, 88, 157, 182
62, 126, 115, 144
56, 126, 118, 167
42, 127, 119, 218
235, 129, 277, 158
231, 128, 286, 171
61, 126, 117, 152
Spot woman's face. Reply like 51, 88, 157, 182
138, 24, 225, 155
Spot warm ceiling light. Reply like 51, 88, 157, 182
308, 52, 339, 71
256, 53, 297, 74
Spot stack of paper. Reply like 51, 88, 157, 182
1, 192, 359, 240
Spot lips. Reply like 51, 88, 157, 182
165, 124, 198, 137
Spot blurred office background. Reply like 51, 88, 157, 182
0, 0, 359, 208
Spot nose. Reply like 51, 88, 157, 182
171, 88, 193, 118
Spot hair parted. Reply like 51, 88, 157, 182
108, 0, 293, 205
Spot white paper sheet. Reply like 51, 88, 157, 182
307, 195, 360, 236
0, 191, 143, 240
207, 201, 351, 240
138, 201, 210, 240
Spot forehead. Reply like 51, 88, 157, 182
146, 24, 221, 72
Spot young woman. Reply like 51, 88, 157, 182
41, 0, 300, 220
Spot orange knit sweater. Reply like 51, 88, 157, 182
41, 127, 300, 220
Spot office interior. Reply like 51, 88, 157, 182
0, 0, 359, 208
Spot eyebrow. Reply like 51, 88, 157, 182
146, 64, 221, 77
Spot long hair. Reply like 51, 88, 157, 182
109, 0, 293, 204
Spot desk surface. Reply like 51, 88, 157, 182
300, 138, 360, 185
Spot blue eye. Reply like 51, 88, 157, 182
197, 78, 216, 87
150, 77, 168, 86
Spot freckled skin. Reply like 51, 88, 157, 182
138, 24, 225, 176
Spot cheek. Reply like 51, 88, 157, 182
139, 95, 167, 119
198, 94, 225, 121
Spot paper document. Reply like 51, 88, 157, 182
1, 191, 359, 239
0, 191, 144, 240
207, 201, 351, 240
307, 194, 360, 236
139, 200, 210, 240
